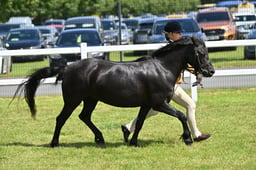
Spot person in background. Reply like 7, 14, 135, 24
121, 21, 212, 143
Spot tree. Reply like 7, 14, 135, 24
0, 0, 201, 24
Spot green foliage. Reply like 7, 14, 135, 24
1, 88, 256, 169
0, 0, 201, 24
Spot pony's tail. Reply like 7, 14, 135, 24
13, 66, 65, 119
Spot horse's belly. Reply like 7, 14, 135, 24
90, 88, 145, 107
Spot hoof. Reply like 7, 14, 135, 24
129, 142, 139, 147
96, 141, 105, 146
181, 134, 193, 146
50, 142, 59, 148
121, 125, 130, 143
95, 137, 105, 146
184, 139, 193, 146
182, 137, 193, 146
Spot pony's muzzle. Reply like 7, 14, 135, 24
202, 67, 215, 77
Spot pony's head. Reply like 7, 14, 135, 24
151, 36, 214, 77
187, 36, 215, 77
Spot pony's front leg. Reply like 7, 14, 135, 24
130, 106, 151, 147
154, 102, 193, 146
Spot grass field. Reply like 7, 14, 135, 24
1, 87, 255, 169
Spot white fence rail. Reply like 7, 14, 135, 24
0, 39, 256, 57
0, 39, 256, 101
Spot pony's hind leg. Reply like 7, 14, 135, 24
50, 102, 81, 147
79, 99, 105, 146
154, 102, 193, 146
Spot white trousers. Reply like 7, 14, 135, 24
124, 85, 202, 138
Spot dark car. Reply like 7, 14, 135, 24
64, 16, 103, 35
150, 17, 207, 43
49, 29, 107, 67
35, 26, 59, 47
4, 28, 46, 62
44, 19, 65, 33
244, 28, 256, 59
133, 18, 155, 44
0, 23, 23, 39
101, 19, 118, 45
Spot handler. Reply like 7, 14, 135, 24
121, 21, 211, 142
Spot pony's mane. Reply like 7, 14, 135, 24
152, 36, 193, 58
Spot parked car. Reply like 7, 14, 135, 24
196, 7, 236, 41
122, 18, 139, 41
35, 26, 59, 47
116, 23, 130, 45
44, 19, 65, 33
7, 16, 34, 27
101, 19, 118, 45
0, 23, 23, 39
63, 16, 104, 38
4, 28, 46, 62
150, 17, 207, 43
49, 29, 107, 67
244, 28, 256, 59
133, 18, 155, 44
233, 12, 256, 39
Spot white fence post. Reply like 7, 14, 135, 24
81, 43, 87, 59
190, 73, 198, 102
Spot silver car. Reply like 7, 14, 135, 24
116, 23, 130, 45
35, 26, 59, 47
233, 12, 256, 39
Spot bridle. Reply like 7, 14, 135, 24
192, 44, 211, 75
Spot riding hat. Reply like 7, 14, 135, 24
164, 21, 184, 33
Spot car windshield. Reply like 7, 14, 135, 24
139, 22, 154, 30
235, 15, 256, 22
122, 20, 138, 29
152, 19, 200, 34
116, 24, 126, 30
7, 30, 39, 41
102, 21, 116, 30
197, 12, 229, 22
0, 24, 20, 34
38, 29, 51, 34
57, 32, 101, 46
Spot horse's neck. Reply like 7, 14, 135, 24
161, 46, 191, 77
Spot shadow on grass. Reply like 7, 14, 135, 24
2, 139, 174, 148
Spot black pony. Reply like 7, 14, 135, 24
15, 36, 215, 147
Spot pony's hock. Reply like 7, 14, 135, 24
14, 36, 214, 147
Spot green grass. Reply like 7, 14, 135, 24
1, 88, 255, 169
208, 47, 256, 68
0, 59, 49, 78
1, 46, 256, 78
